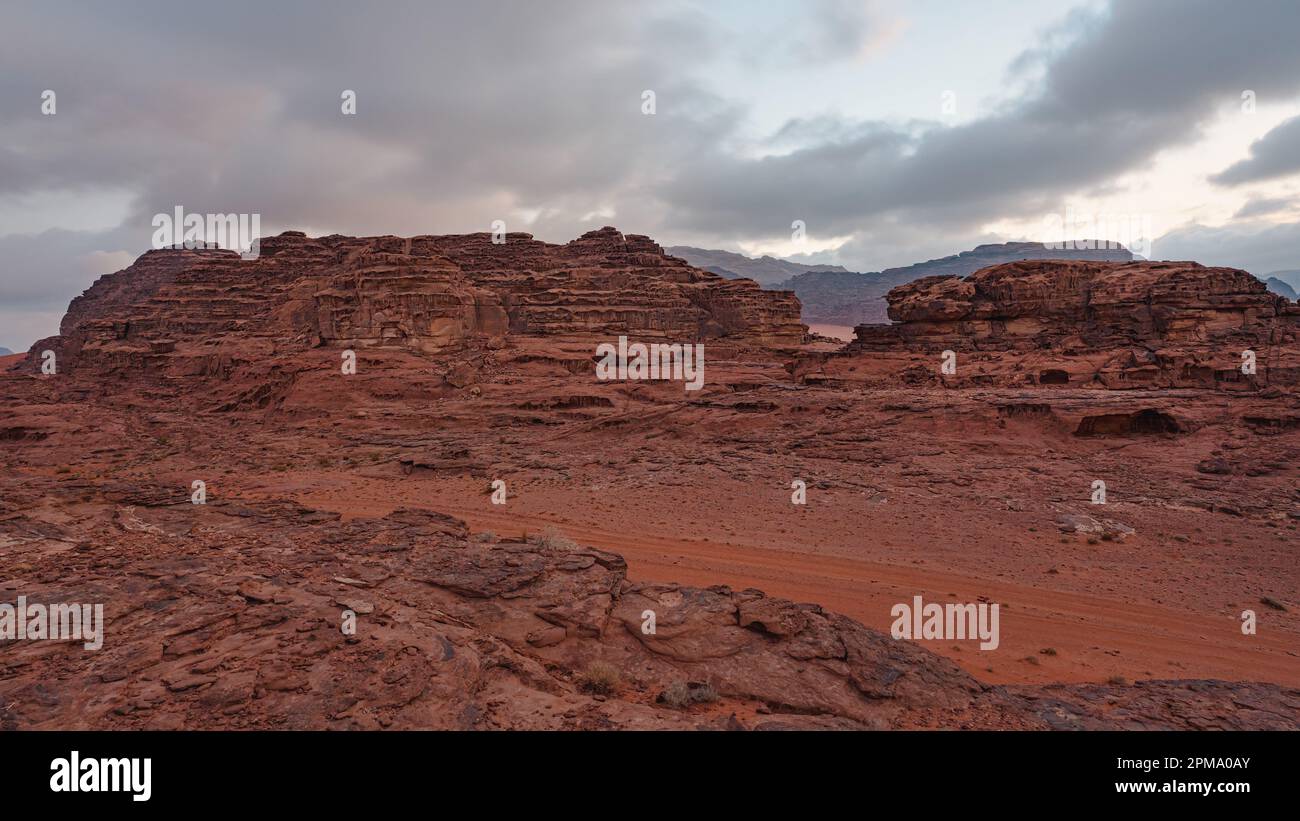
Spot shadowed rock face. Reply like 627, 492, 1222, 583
844, 259, 1300, 390
26, 227, 805, 379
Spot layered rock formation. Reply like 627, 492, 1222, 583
874, 260, 1287, 346
26, 228, 804, 381
847, 259, 1300, 389
432, 228, 803, 344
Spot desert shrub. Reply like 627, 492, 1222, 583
690, 684, 719, 704
658, 680, 719, 708
532, 525, 577, 550
472, 531, 497, 543
580, 661, 621, 694
660, 680, 692, 708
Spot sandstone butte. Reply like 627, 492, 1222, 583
1, 228, 1297, 730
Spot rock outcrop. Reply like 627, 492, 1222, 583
847, 259, 1300, 389
875, 260, 1287, 346
25, 228, 805, 380
790, 241, 1135, 327
2, 483, 1294, 730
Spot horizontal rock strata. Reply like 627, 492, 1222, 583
844, 260, 1300, 389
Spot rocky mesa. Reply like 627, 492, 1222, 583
25, 227, 805, 382
844, 259, 1300, 390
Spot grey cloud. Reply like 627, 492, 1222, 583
0, 0, 734, 225
658, 0, 1300, 242
1155, 219, 1300, 277
0, 225, 139, 351
1233, 195, 1299, 219
1212, 116, 1300, 186
0, 227, 137, 308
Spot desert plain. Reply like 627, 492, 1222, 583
1, 228, 1296, 729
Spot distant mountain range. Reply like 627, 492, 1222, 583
0, 347, 13, 356
1265, 271, 1300, 300
670, 241, 1134, 326
664, 246, 848, 287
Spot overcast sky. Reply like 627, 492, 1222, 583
3, 0, 1300, 350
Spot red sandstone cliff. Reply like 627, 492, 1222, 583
845, 259, 1300, 389
24, 227, 806, 380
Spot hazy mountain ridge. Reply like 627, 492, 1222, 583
675, 242, 1137, 326
1265, 271, 1300, 299
1265, 277, 1298, 300
1267, 269, 1300, 287
665, 246, 848, 286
